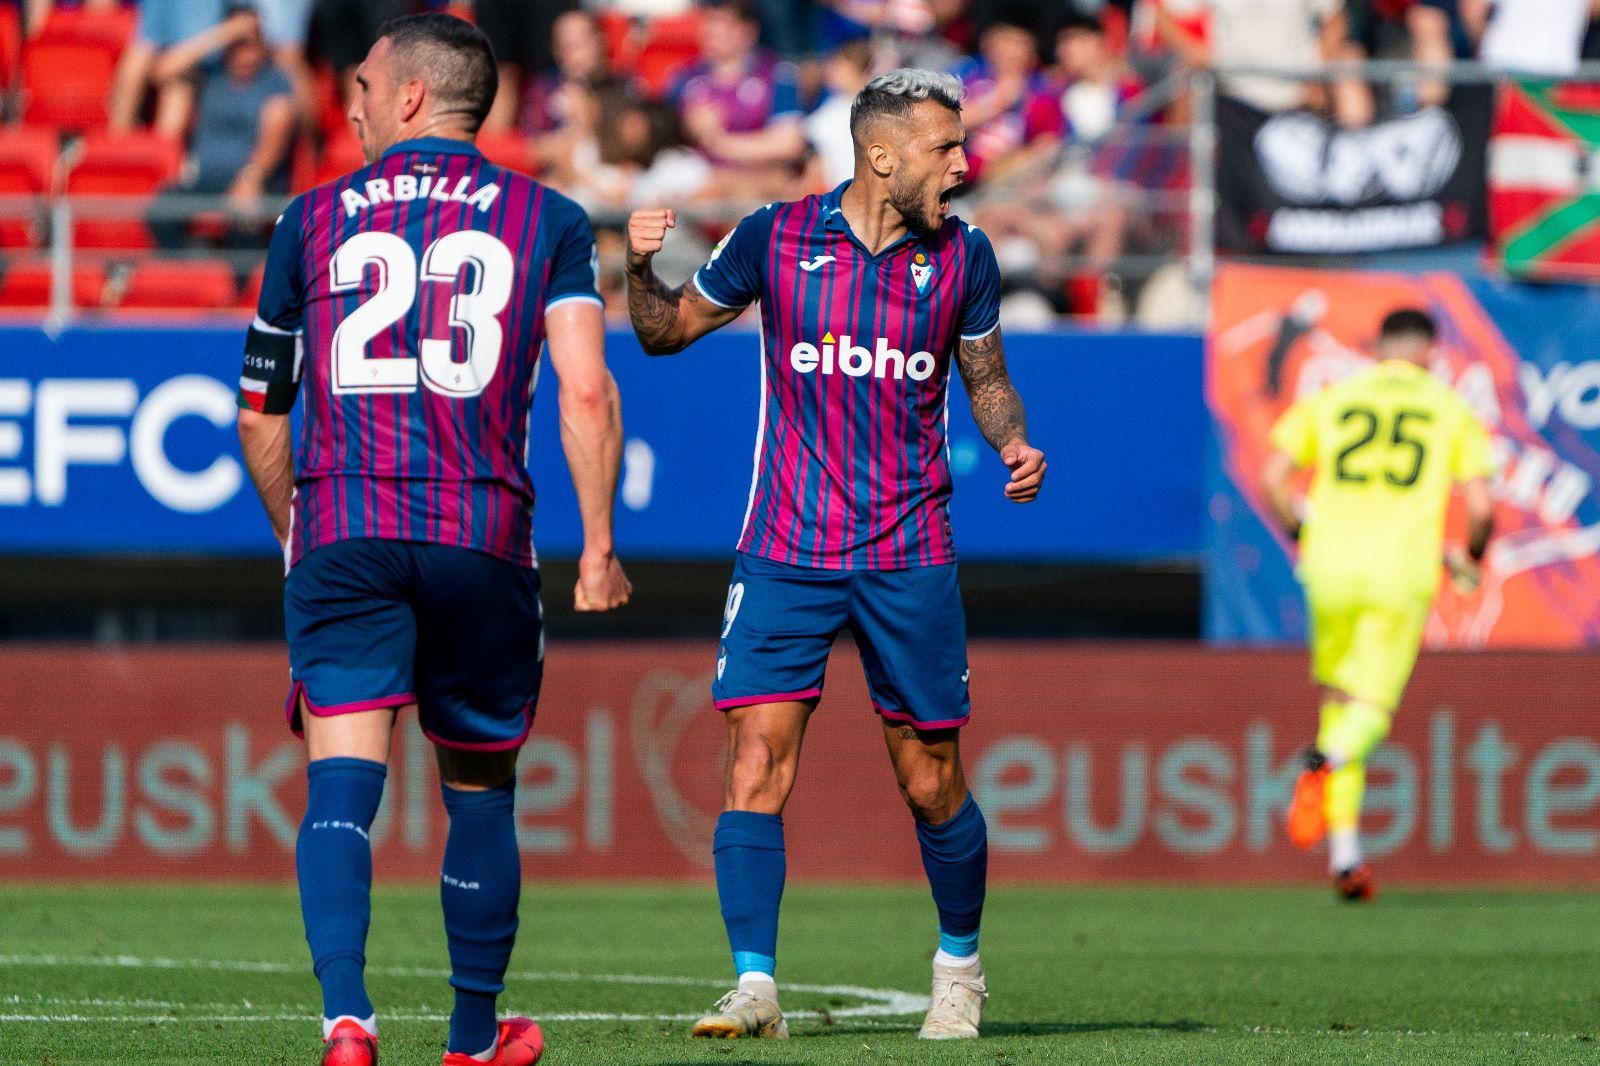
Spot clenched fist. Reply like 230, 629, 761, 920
626, 209, 677, 273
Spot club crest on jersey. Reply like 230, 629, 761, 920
910, 251, 933, 294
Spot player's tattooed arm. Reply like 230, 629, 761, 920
625, 209, 741, 355
957, 329, 1047, 503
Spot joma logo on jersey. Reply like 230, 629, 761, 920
788, 333, 935, 381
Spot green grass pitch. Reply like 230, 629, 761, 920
1, 882, 1597, 1064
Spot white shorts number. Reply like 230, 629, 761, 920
721, 582, 746, 638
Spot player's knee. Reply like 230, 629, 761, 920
898, 765, 963, 824
435, 746, 519, 790
725, 734, 795, 809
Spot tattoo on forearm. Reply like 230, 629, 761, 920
958, 331, 1027, 450
625, 262, 706, 354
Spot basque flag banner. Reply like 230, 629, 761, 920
1489, 80, 1600, 281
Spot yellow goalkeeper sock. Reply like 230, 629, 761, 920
1325, 760, 1365, 837
1319, 700, 1391, 768
1315, 698, 1347, 759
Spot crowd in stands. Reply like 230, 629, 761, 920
2, 0, 1599, 320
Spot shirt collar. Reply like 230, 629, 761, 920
381, 136, 483, 160
820, 181, 923, 257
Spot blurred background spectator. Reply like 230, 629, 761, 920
804, 33, 873, 189
1334, 0, 1467, 124
475, 0, 580, 132
146, 5, 295, 248
1158, 0, 1344, 114
955, 8, 1064, 184
1467, 0, 1599, 77
109, 0, 227, 135
668, 0, 807, 200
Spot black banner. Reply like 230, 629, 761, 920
1216, 88, 1492, 255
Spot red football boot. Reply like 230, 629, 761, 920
1287, 749, 1329, 850
1335, 865, 1378, 902
441, 1017, 544, 1066
323, 1017, 378, 1066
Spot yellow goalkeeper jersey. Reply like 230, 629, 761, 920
1270, 360, 1494, 599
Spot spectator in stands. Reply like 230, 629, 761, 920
668, 0, 808, 197
1465, 0, 1598, 77
521, 9, 614, 133
475, 0, 581, 133
558, 86, 710, 213
823, 0, 967, 70
1054, 11, 1141, 142
147, 5, 296, 249
251, 0, 318, 123
803, 34, 874, 189
1157, 0, 1344, 114
108, 0, 227, 136
955, 10, 1065, 183
1334, 0, 1465, 124
310, 0, 417, 105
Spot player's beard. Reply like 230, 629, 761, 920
888, 173, 941, 238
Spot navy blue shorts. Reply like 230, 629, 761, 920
284, 538, 544, 751
711, 552, 971, 730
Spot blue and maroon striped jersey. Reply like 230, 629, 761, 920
693, 182, 1001, 570
239, 136, 601, 569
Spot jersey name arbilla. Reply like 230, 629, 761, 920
693, 182, 1001, 570
239, 136, 601, 569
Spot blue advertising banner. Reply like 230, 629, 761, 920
0, 325, 1203, 561
1206, 264, 1600, 648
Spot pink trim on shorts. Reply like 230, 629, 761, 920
283, 680, 417, 738
714, 688, 823, 711
874, 703, 970, 732
422, 703, 536, 752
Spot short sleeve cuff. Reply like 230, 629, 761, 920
960, 321, 1000, 342
693, 270, 742, 310
545, 293, 604, 313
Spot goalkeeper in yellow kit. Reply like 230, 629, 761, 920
1263, 308, 1494, 901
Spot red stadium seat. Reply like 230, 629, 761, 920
0, 258, 106, 309
22, 39, 118, 131
477, 131, 536, 176
313, 62, 351, 143
65, 131, 184, 249
596, 10, 636, 70
116, 259, 238, 310
236, 260, 265, 310
0, 127, 60, 248
315, 134, 366, 186
634, 12, 701, 97
0, 5, 21, 91
32, 6, 137, 51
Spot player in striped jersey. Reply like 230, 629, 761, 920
626, 69, 1046, 1041
236, 15, 628, 1066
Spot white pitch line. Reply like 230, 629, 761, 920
0, 952, 927, 1022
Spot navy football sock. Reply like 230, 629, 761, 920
296, 756, 387, 1023
713, 811, 785, 978
916, 793, 988, 959
440, 779, 520, 1055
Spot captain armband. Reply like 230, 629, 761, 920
238, 318, 303, 414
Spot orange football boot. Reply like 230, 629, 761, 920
441, 1017, 544, 1066
322, 1017, 378, 1066
1335, 865, 1378, 902
1287, 750, 1329, 850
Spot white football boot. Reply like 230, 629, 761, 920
918, 958, 986, 1039
691, 989, 790, 1039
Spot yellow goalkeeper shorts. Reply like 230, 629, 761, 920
1305, 581, 1430, 710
